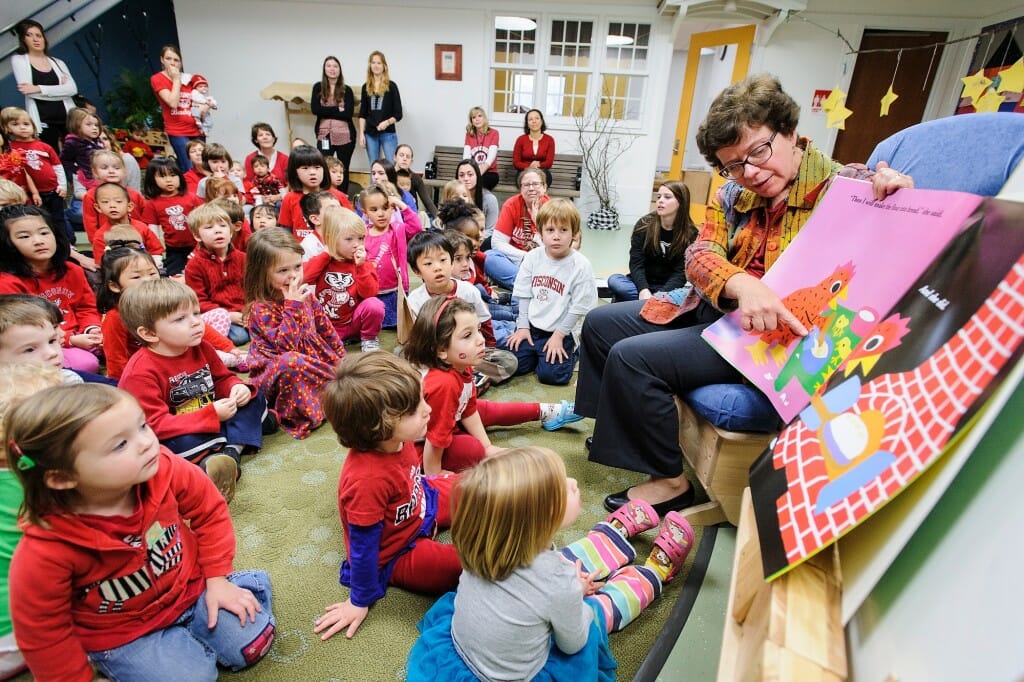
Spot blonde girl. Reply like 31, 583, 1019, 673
358, 50, 402, 165
7, 384, 275, 681
244, 227, 345, 438
2, 106, 66, 234
439, 178, 470, 205
359, 183, 422, 328
403, 296, 581, 475
463, 107, 500, 190
408, 446, 694, 681
303, 206, 384, 351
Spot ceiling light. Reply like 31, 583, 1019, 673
607, 35, 635, 46
495, 16, 537, 32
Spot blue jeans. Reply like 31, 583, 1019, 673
163, 392, 268, 459
168, 134, 205, 172
492, 320, 515, 347
483, 250, 519, 291
504, 325, 578, 385
365, 131, 398, 165
607, 274, 639, 302
88, 570, 275, 682
227, 323, 250, 346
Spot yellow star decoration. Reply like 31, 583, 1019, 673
821, 87, 847, 112
960, 70, 992, 104
826, 101, 854, 129
996, 58, 1024, 94
880, 86, 899, 116
973, 88, 1005, 113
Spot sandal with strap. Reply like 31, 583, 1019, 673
650, 511, 695, 583
605, 499, 659, 538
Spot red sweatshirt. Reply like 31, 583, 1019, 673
183, 246, 247, 313
0, 263, 100, 341
303, 252, 379, 327
141, 193, 205, 248
9, 139, 62, 193
82, 185, 147, 242
118, 342, 246, 441
9, 449, 236, 682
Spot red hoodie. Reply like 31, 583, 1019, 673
9, 450, 236, 682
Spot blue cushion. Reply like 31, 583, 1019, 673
683, 384, 779, 433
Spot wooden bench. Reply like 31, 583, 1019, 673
422, 145, 582, 200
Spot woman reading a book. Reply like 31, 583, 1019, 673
574, 73, 912, 517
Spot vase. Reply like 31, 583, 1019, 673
586, 205, 619, 230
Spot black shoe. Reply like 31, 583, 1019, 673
585, 436, 593, 453
473, 371, 491, 397
262, 409, 279, 435
496, 291, 513, 306
603, 486, 696, 516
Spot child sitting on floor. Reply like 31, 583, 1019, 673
407, 446, 693, 681
403, 296, 581, 475
184, 202, 249, 345
314, 352, 461, 641
7, 383, 276, 681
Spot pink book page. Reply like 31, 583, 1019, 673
701, 176, 982, 423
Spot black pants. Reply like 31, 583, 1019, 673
481, 170, 499, 191
574, 300, 742, 478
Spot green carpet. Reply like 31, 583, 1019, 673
12, 331, 709, 682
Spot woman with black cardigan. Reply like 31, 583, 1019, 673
358, 50, 402, 165
312, 55, 356, 192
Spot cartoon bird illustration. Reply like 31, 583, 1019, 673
746, 261, 856, 366
842, 312, 912, 377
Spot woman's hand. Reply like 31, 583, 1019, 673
204, 576, 262, 628
314, 600, 369, 640
376, 118, 394, 132
165, 65, 181, 81
871, 161, 913, 201
529, 161, 540, 168
17, 83, 41, 95
726, 273, 808, 336
358, 133, 366, 149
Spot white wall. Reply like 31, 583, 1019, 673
174, 0, 674, 235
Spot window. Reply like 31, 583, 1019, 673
490, 15, 652, 123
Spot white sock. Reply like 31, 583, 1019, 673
539, 403, 560, 421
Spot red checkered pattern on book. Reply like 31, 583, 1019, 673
773, 257, 1024, 564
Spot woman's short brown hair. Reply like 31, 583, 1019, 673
452, 446, 567, 581
695, 73, 800, 169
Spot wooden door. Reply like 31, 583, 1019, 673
832, 30, 947, 165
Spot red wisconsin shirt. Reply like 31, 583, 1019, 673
0, 262, 100, 340
303, 253, 380, 327
10, 139, 61, 192
141, 193, 205, 248
422, 366, 477, 449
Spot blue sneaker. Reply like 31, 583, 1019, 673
542, 400, 585, 431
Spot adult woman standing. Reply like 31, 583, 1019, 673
244, 123, 289, 186
150, 45, 204, 171
575, 74, 912, 515
358, 51, 402, 165
463, 107, 499, 190
456, 160, 498, 242
512, 109, 555, 187
11, 20, 78, 152
607, 181, 696, 302
312, 56, 356, 192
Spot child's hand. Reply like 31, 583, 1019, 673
203, 576, 263, 628
229, 311, 244, 325
505, 328, 533, 352
229, 383, 252, 407
282, 276, 311, 302
543, 331, 568, 364
31, 192, 41, 206
70, 250, 98, 272
314, 599, 369, 640
214, 397, 237, 421
388, 195, 407, 212
353, 245, 366, 266
57, 186, 66, 198
484, 444, 505, 458
69, 331, 102, 350
574, 560, 603, 596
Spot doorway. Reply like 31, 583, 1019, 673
832, 29, 947, 165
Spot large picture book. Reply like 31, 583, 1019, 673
744, 196, 1024, 579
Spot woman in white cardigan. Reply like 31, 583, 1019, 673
11, 20, 78, 151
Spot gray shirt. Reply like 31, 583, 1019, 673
451, 550, 592, 681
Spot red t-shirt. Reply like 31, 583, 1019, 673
9, 139, 61, 193
278, 189, 354, 237
338, 441, 427, 568
83, 186, 147, 242
141, 193, 205, 248
150, 72, 202, 137
0, 263, 100, 340
422, 366, 477, 449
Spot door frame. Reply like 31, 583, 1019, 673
669, 25, 756, 178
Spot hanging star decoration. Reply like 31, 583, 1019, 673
880, 86, 899, 116
996, 58, 1024, 94
973, 88, 1005, 113
960, 70, 992, 105
821, 86, 853, 129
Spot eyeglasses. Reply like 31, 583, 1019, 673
521, 182, 544, 189
717, 132, 777, 179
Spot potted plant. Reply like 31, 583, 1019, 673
574, 97, 637, 230
104, 68, 161, 130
